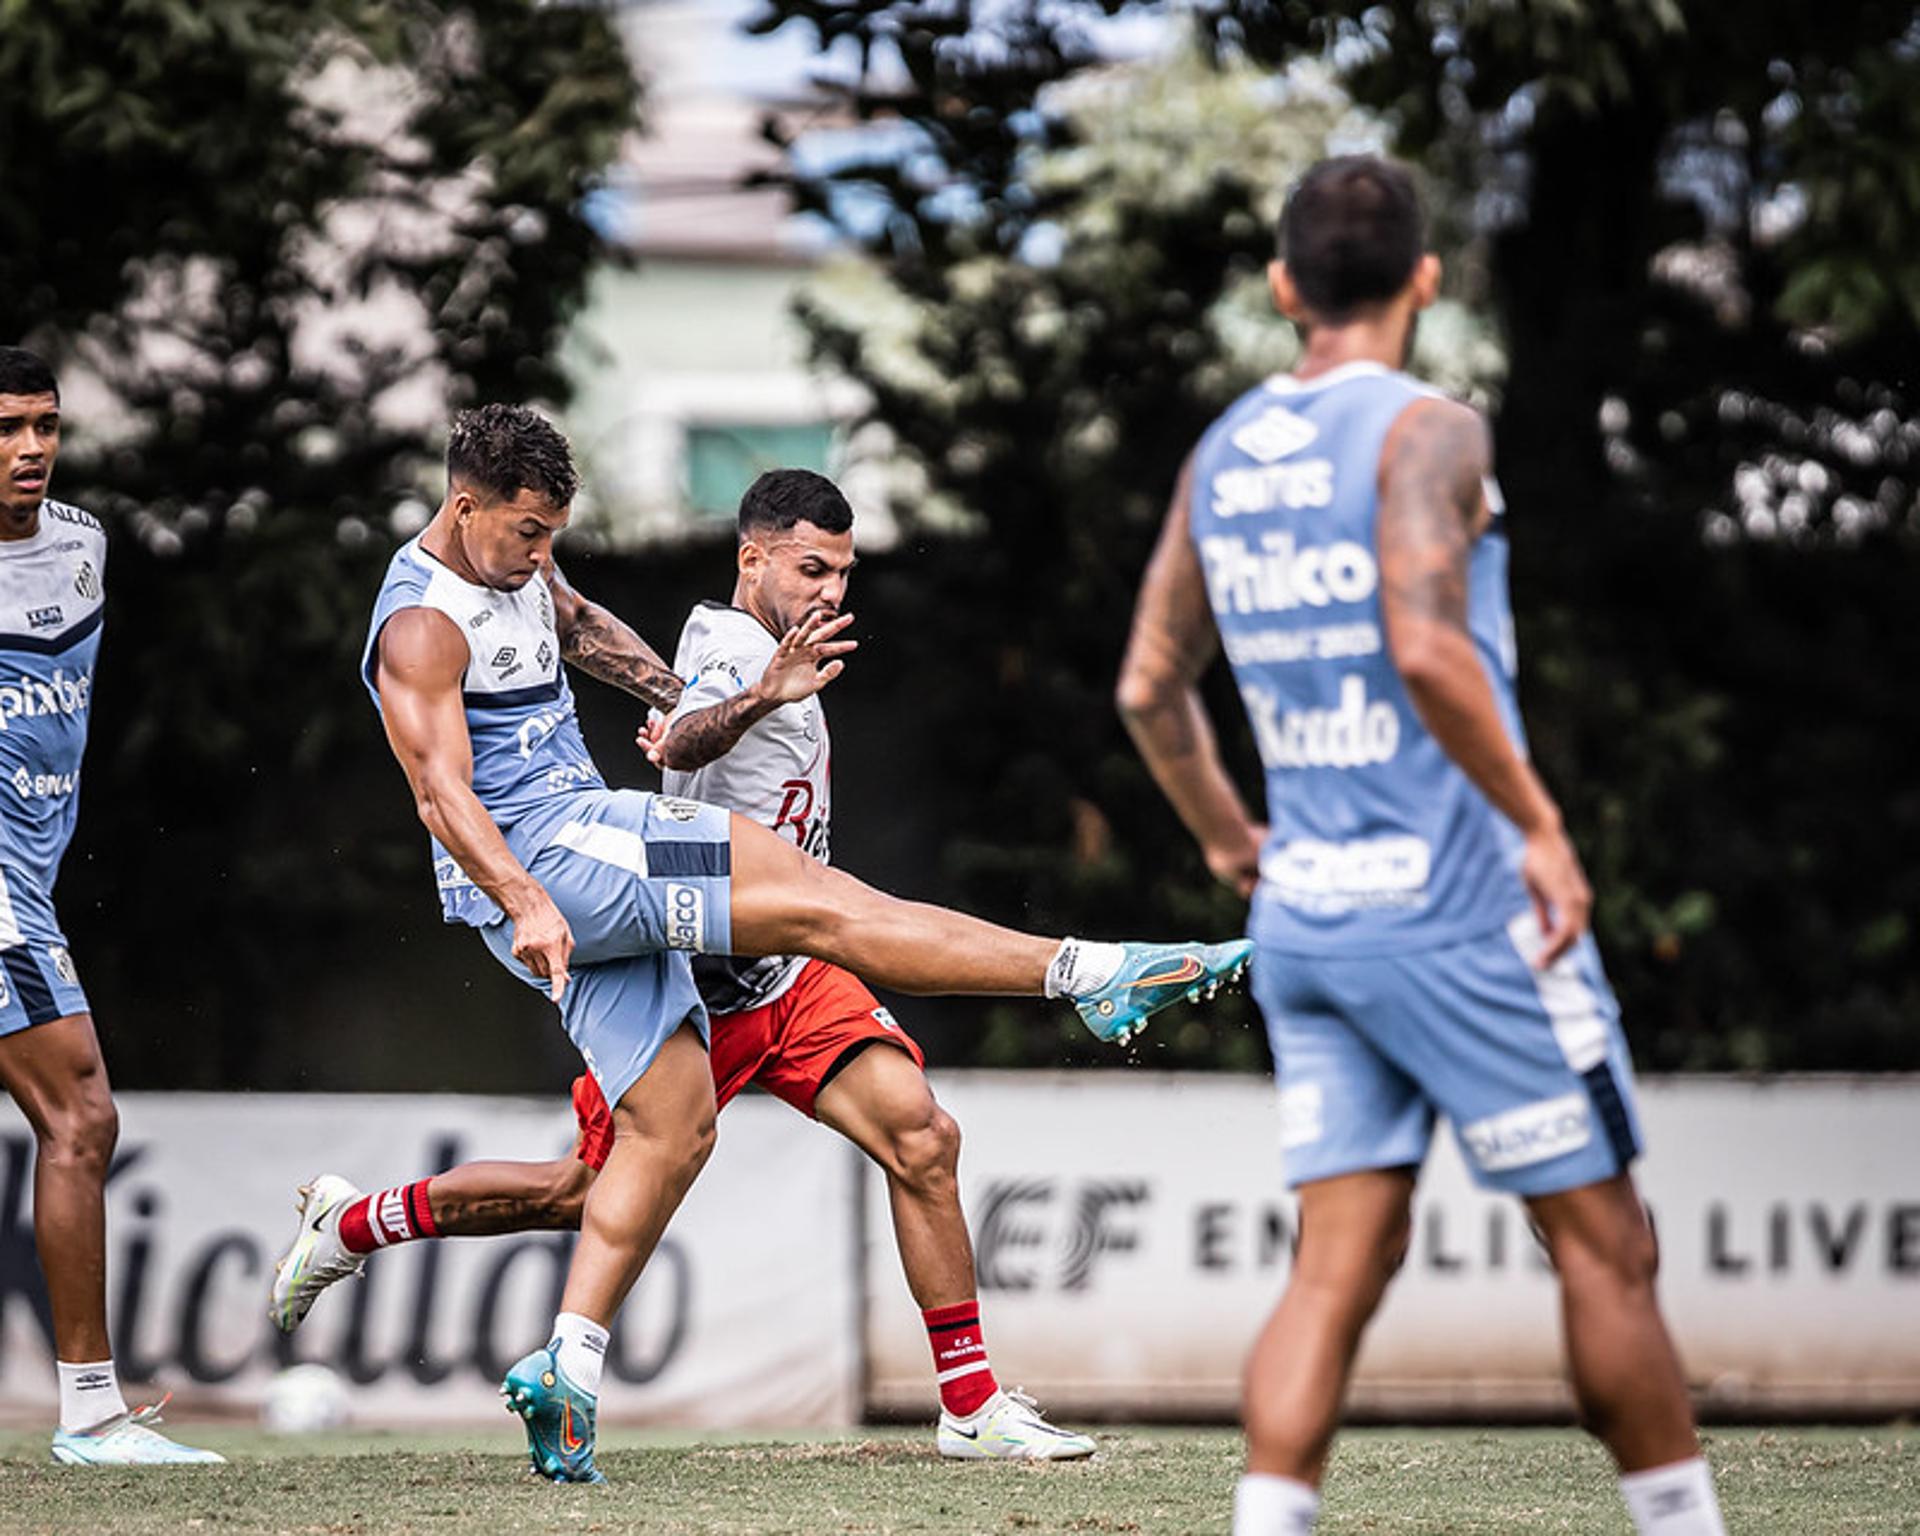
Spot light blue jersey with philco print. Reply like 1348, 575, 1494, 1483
1189, 362, 1528, 955
0, 501, 106, 890
363, 537, 605, 925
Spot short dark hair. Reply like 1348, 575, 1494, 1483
737, 468, 853, 541
1278, 156, 1426, 323
0, 347, 58, 402
446, 403, 577, 508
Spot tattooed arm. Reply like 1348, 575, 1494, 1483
656, 611, 856, 773
1378, 397, 1590, 963
547, 565, 684, 713
1116, 454, 1264, 897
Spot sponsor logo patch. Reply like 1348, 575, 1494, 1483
1231, 405, 1320, 464
26, 605, 63, 630
1460, 1093, 1593, 1173
1278, 1082, 1324, 1149
0, 669, 92, 732
1200, 532, 1378, 614
664, 882, 704, 950
872, 1007, 902, 1033
653, 797, 703, 824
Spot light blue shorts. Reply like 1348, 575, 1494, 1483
0, 865, 90, 1037
482, 790, 734, 1108
1254, 912, 1643, 1196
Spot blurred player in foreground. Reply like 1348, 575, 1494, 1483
0, 347, 222, 1467
275, 468, 1095, 1460
1118, 159, 1725, 1535
290, 406, 1246, 1483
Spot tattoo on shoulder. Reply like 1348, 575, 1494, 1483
1378, 405, 1488, 632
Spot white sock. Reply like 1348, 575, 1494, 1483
1233, 1473, 1320, 1534
1620, 1457, 1726, 1535
57, 1359, 128, 1433
1044, 938, 1125, 999
549, 1311, 609, 1398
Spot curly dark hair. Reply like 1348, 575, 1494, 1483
0, 346, 58, 401
737, 468, 852, 541
1278, 156, 1426, 324
446, 403, 578, 507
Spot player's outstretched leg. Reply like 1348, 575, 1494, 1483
1530, 1175, 1726, 1535
504, 1021, 715, 1485
813, 1041, 1093, 1460
271, 1156, 594, 1332
0, 1014, 224, 1467
727, 814, 1250, 1045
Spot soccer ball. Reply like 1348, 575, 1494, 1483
261, 1363, 351, 1434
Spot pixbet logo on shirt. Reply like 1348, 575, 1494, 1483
0, 669, 92, 731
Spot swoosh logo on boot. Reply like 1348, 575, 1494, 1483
1130, 956, 1203, 989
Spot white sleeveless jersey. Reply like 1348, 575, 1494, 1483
0, 501, 107, 890
363, 537, 605, 925
662, 602, 830, 1012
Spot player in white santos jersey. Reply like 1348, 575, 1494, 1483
272, 406, 1249, 1484
1118, 162, 1724, 1536
0, 348, 221, 1467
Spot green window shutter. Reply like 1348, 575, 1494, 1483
684, 422, 836, 520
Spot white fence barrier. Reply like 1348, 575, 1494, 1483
0, 1094, 859, 1425
3, 1077, 1915, 1425
866, 1075, 1920, 1418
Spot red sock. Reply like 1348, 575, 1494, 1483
337, 1181, 440, 1256
924, 1300, 999, 1418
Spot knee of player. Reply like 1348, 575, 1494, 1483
41, 1090, 118, 1173
887, 1103, 961, 1192
543, 1159, 597, 1227
681, 1111, 718, 1182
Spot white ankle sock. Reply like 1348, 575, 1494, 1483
57, 1359, 128, 1433
1233, 1473, 1320, 1534
1620, 1457, 1726, 1535
1044, 938, 1125, 999
549, 1312, 609, 1398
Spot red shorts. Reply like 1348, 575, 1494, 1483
570, 959, 925, 1172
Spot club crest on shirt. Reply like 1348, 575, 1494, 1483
74, 561, 100, 601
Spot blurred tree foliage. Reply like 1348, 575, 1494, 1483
749, 0, 1920, 1070
1, 0, 640, 1086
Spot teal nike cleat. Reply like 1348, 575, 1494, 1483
1073, 939, 1254, 1044
501, 1345, 605, 1485
51, 1398, 226, 1466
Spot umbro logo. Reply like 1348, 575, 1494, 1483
491, 647, 517, 668
1232, 406, 1319, 464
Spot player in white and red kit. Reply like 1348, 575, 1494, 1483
276, 470, 1100, 1459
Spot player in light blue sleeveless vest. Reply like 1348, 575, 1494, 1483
1120, 162, 1722, 1534
0, 348, 222, 1466
337, 405, 1249, 1485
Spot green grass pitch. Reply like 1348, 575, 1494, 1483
0, 1425, 1912, 1533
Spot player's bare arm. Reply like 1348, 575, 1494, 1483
1377, 397, 1591, 964
375, 607, 573, 998
548, 566, 684, 714
655, 610, 857, 773
1117, 455, 1265, 897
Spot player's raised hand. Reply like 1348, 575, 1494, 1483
758, 610, 857, 704
511, 888, 575, 1001
1521, 823, 1592, 968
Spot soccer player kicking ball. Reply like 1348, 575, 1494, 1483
274, 468, 1096, 1460
283, 405, 1246, 1484
0, 348, 222, 1467
1119, 158, 1727, 1536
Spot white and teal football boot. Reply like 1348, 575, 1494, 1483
502, 1344, 605, 1485
51, 1398, 225, 1466
269, 1174, 366, 1333
1073, 938, 1254, 1044
937, 1388, 1095, 1461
